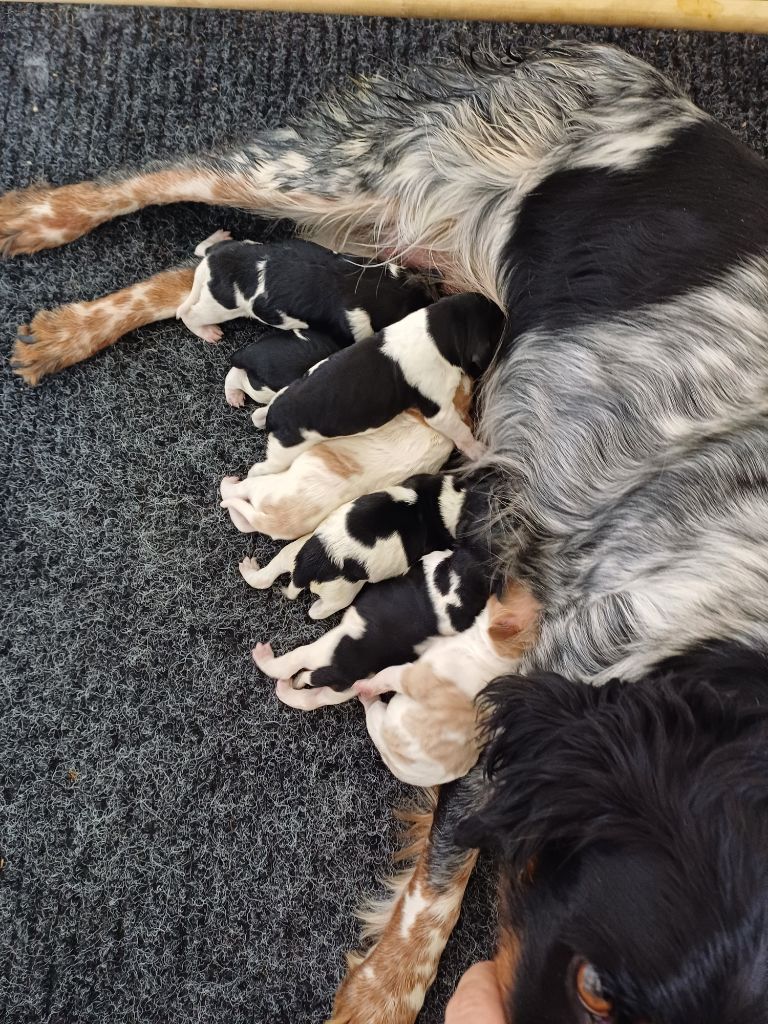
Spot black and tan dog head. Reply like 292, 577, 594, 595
458, 645, 768, 1024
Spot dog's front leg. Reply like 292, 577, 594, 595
12, 267, 196, 386
328, 777, 481, 1024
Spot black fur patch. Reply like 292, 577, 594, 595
456, 643, 768, 1024
504, 121, 768, 339
210, 237, 433, 341
305, 548, 488, 691
231, 329, 341, 392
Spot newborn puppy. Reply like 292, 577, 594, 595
354, 582, 541, 786
239, 472, 469, 619
253, 546, 489, 699
219, 411, 453, 539
249, 292, 504, 475
177, 232, 434, 343
224, 328, 342, 407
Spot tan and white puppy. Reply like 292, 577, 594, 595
353, 583, 541, 786
219, 411, 453, 540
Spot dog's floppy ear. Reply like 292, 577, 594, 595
456, 673, 606, 866
457, 662, 768, 870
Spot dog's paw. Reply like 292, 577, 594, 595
194, 228, 232, 257
251, 406, 269, 429
12, 307, 90, 386
252, 641, 273, 668
198, 324, 223, 344
327, 961, 422, 1024
219, 475, 241, 499
352, 679, 380, 708
238, 556, 263, 586
276, 678, 355, 710
308, 599, 338, 620
225, 387, 246, 408
0, 182, 106, 257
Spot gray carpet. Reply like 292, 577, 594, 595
1, 5, 767, 1022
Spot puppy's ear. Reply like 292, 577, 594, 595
487, 585, 540, 658
466, 332, 498, 378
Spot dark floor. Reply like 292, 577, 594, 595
1, 5, 767, 1022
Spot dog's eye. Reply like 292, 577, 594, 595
575, 960, 613, 1019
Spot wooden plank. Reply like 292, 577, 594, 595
8, 0, 768, 33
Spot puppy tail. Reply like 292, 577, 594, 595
193, 228, 232, 257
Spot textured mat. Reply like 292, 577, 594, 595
1, 5, 767, 1022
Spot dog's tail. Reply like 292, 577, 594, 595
12, 265, 196, 386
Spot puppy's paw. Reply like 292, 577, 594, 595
352, 679, 380, 708
219, 475, 240, 499
308, 599, 340, 620
252, 642, 274, 669
460, 439, 487, 461
198, 323, 223, 344
276, 678, 355, 710
292, 670, 312, 690
251, 406, 269, 429
238, 556, 264, 587
280, 583, 302, 601
226, 388, 245, 408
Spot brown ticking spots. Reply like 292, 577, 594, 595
12, 267, 195, 385
0, 170, 224, 258
452, 375, 474, 428
328, 795, 478, 1024
312, 444, 363, 480
257, 496, 323, 539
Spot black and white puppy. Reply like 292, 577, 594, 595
248, 292, 503, 474
176, 231, 434, 343
239, 472, 469, 618
252, 546, 490, 703
224, 327, 342, 407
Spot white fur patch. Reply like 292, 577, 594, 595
345, 306, 374, 342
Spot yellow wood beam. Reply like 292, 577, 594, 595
7, 0, 768, 33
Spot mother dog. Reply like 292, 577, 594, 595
6, 41, 768, 1024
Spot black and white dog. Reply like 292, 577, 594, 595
253, 546, 490, 699
248, 292, 503, 474
177, 232, 434, 343
224, 327, 343, 407
8, 38, 768, 1024
238, 472, 468, 619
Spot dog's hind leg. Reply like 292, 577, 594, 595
308, 579, 366, 620
224, 367, 275, 408
5, 50, 598, 385
0, 126, 391, 259
11, 266, 196, 386
238, 536, 310, 591
252, 628, 342, 680
327, 777, 481, 1024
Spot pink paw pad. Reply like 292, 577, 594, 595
252, 642, 273, 665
